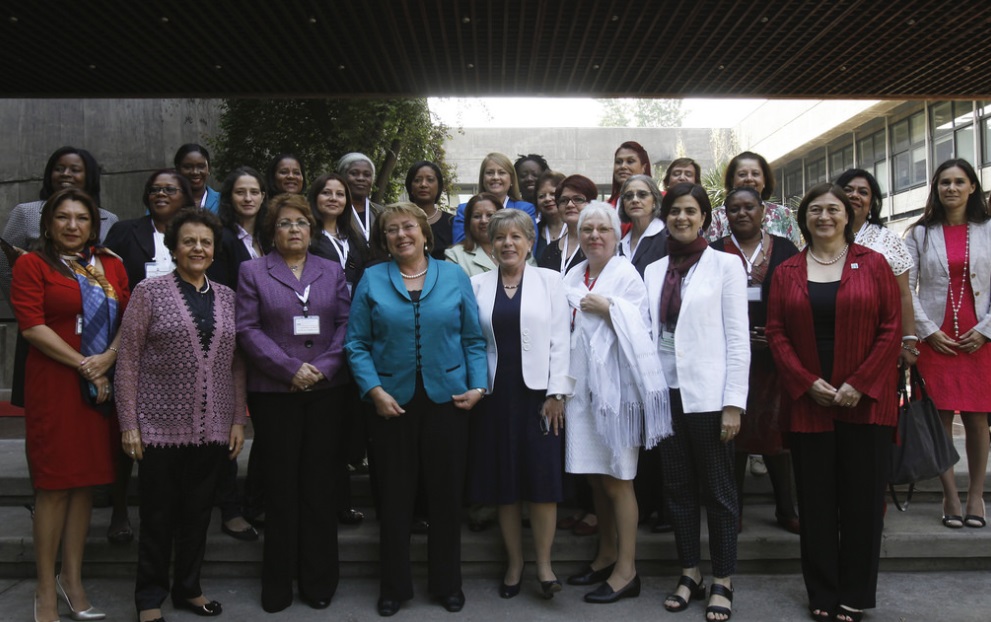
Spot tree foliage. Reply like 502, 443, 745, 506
210, 98, 452, 204
598, 98, 685, 128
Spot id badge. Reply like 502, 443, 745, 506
145, 261, 172, 279
747, 286, 762, 302
294, 316, 320, 335
76, 314, 83, 335
658, 330, 676, 353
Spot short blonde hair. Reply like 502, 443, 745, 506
370, 202, 434, 257
477, 152, 522, 201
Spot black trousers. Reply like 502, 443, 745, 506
368, 382, 468, 601
790, 422, 892, 612
249, 386, 346, 610
659, 390, 738, 577
135, 443, 227, 611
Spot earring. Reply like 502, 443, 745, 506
44, 231, 51, 239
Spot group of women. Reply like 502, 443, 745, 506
6, 141, 990, 622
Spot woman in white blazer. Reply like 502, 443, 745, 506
905, 159, 991, 529
645, 183, 750, 621
468, 209, 574, 599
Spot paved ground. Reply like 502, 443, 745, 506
2, 572, 991, 622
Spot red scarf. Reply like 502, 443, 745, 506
659, 235, 708, 329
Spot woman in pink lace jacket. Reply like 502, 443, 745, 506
115, 209, 247, 622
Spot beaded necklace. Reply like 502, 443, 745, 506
947, 224, 970, 339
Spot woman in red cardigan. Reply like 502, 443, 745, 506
766, 183, 900, 622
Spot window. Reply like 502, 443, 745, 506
783, 164, 803, 203
829, 143, 854, 180
891, 112, 926, 191
932, 101, 975, 166
805, 149, 827, 187
857, 130, 888, 196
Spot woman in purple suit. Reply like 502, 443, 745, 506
235, 193, 352, 613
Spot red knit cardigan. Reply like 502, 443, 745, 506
765, 244, 901, 433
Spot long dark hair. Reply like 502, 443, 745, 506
38, 188, 102, 279
219, 166, 270, 250
836, 168, 884, 227
308, 172, 365, 246
40, 147, 101, 204
608, 141, 651, 202
914, 159, 990, 228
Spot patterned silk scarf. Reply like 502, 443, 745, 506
63, 246, 120, 356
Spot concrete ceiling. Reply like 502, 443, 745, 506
4, 1, 990, 99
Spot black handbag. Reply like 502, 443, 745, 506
889, 365, 960, 510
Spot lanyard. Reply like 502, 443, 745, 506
351, 198, 371, 241
322, 230, 349, 271
295, 284, 311, 317
730, 232, 763, 278
560, 234, 580, 273
571, 265, 599, 331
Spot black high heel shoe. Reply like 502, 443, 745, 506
171, 597, 222, 617
499, 564, 524, 598
539, 578, 563, 599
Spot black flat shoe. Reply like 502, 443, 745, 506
583, 575, 641, 604
377, 597, 400, 617
705, 583, 734, 621
221, 522, 259, 541
540, 579, 563, 600
410, 519, 429, 534
338, 508, 365, 525
171, 598, 222, 617
437, 589, 465, 612
300, 592, 332, 609
566, 562, 615, 586
664, 574, 706, 612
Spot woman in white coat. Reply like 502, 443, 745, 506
468, 209, 574, 599
645, 183, 750, 622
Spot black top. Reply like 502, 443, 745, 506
710, 234, 800, 327
621, 227, 670, 277
429, 211, 454, 260
175, 272, 215, 352
310, 230, 370, 295
808, 280, 840, 381
537, 238, 584, 275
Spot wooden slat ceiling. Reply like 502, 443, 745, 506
3, 0, 990, 99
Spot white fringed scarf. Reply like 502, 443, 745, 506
564, 258, 672, 461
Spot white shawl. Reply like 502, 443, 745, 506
564, 258, 672, 458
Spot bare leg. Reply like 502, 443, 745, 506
33, 488, 69, 622
57, 487, 95, 611
599, 476, 638, 589
497, 503, 524, 585
529, 502, 558, 582
961, 412, 990, 518
938, 410, 962, 517
587, 475, 617, 569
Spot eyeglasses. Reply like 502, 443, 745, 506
557, 196, 589, 207
276, 219, 311, 230
622, 190, 652, 202
384, 223, 420, 237
148, 186, 179, 196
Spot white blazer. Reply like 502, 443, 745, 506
904, 221, 991, 339
472, 266, 576, 397
643, 247, 750, 413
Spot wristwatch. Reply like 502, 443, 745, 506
552, 394, 565, 401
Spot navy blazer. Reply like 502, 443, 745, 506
345, 257, 487, 405
103, 215, 159, 292
236, 253, 351, 393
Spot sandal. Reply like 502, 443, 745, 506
941, 514, 964, 529
107, 515, 134, 544
835, 605, 863, 622
809, 607, 832, 621
706, 583, 734, 621
964, 514, 986, 528
663, 574, 705, 612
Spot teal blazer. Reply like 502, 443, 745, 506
345, 257, 487, 405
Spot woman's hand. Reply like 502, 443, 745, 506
807, 378, 838, 407
121, 429, 144, 461
541, 397, 565, 436
925, 330, 959, 356
579, 293, 611, 318
832, 382, 863, 409
899, 341, 919, 367
91, 375, 112, 404
452, 389, 484, 411
957, 329, 987, 354
79, 350, 115, 381
290, 363, 322, 391
369, 386, 405, 418
228, 424, 245, 460
720, 406, 742, 443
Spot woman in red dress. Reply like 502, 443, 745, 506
11, 188, 129, 622
904, 159, 991, 529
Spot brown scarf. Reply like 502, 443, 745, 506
659, 235, 708, 330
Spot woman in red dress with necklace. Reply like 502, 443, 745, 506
904, 159, 991, 530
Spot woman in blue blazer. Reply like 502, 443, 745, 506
346, 203, 487, 617
452, 152, 537, 243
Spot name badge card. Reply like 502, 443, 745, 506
658, 330, 676, 353
294, 316, 320, 335
747, 286, 762, 302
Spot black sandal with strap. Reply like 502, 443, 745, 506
663, 574, 706, 612
706, 583, 734, 621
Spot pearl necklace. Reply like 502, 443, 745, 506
808, 244, 849, 265
400, 266, 428, 279
947, 224, 970, 339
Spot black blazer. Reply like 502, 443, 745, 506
103, 216, 158, 291
207, 226, 256, 289
622, 228, 670, 277
310, 232, 370, 295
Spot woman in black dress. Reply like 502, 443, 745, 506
405, 161, 453, 259
469, 209, 573, 599
537, 174, 597, 276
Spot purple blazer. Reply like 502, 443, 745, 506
236, 252, 351, 393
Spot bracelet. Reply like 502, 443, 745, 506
107, 346, 119, 353
902, 335, 919, 342
902, 343, 921, 356
474, 388, 486, 396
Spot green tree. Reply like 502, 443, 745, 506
211, 98, 453, 204
598, 98, 685, 128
